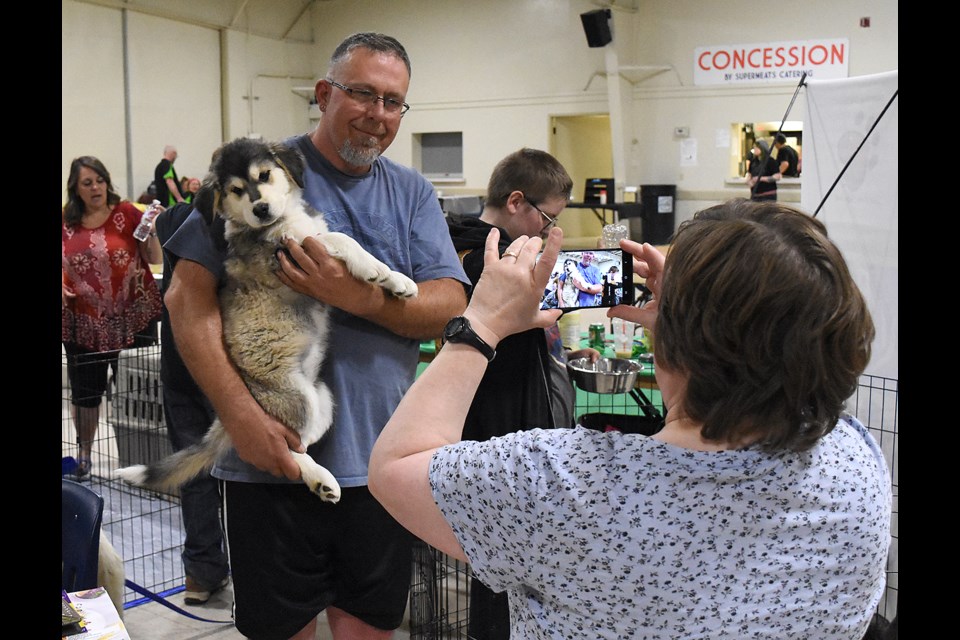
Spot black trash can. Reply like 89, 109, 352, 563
640, 184, 676, 245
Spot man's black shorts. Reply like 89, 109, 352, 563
223, 481, 414, 639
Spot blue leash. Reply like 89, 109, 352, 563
124, 579, 234, 624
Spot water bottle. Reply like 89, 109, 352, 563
557, 311, 582, 350
133, 200, 161, 241
601, 221, 628, 248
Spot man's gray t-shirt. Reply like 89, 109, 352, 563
165, 135, 468, 486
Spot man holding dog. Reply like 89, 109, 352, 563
164, 33, 468, 640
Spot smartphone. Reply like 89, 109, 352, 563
538, 248, 634, 311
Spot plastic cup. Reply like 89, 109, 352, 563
612, 319, 635, 359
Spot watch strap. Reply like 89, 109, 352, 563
443, 316, 496, 362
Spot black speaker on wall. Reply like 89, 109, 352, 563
580, 8, 613, 48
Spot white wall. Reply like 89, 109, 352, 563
304, 0, 897, 228
62, 2, 127, 199
62, 1, 223, 199
221, 29, 317, 143
62, 0, 898, 216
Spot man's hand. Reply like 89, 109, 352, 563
575, 279, 602, 295
277, 236, 378, 317
221, 410, 306, 481
276, 235, 467, 340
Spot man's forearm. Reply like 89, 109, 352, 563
351, 277, 468, 340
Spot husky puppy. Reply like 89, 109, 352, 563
116, 138, 418, 503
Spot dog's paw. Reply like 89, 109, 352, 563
310, 481, 341, 504
292, 452, 342, 504
382, 272, 419, 298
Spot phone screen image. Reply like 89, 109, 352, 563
538, 248, 633, 311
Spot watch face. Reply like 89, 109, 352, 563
442, 315, 495, 361
444, 316, 467, 339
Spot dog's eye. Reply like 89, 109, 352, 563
230, 186, 244, 197
258, 171, 270, 183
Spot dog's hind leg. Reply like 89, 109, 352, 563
252, 345, 341, 503
293, 378, 340, 502
291, 451, 341, 503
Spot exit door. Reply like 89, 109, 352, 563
550, 114, 613, 241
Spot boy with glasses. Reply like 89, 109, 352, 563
446, 147, 597, 640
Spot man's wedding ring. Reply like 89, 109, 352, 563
502, 251, 519, 259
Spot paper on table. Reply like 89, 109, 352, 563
63, 587, 131, 640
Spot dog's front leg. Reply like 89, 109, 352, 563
318, 232, 418, 298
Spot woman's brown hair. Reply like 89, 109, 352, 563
63, 156, 121, 228
655, 198, 875, 451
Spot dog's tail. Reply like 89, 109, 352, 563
114, 420, 232, 494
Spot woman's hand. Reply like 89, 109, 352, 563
607, 239, 665, 331
464, 227, 564, 346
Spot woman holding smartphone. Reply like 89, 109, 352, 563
371, 199, 890, 639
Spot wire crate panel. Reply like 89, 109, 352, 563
62, 342, 186, 606
410, 541, 474, 639
111, 350, 164, 431
112, 421, 173, 469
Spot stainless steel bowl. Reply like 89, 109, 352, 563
566, 357, 643, 394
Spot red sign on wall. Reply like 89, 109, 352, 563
694, 38, 849, 86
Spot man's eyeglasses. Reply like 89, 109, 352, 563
525, 196, 560, 234
326, 79, 410, 116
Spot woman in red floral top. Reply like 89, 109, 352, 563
62, 156, 163, 478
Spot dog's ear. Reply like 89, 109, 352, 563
193, 175, 219, 226
271, 143, 306, 190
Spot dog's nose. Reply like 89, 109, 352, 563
253, 203, 272, 220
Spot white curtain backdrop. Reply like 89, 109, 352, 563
801, 70, 899, 380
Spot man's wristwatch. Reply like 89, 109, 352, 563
442, 316, 496, 362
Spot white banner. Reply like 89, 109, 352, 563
801, 70, 899, 381
694, 38, 849, 86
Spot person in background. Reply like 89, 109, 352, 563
154, 145, 185, 207
445, 147, 597, 640
163, 32, 469, 640
183, 177, 201, 204
155, 202, 231, 606
774, 132, 801, 178
745, 138, 781, 201
137, 180, 159, 205
369, 199, 891, 639
574, 250, 603, 306
540, 268, 561, 309
62, 156, 163, 479
554, 258, 582, 308
601, 264, 622, 306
